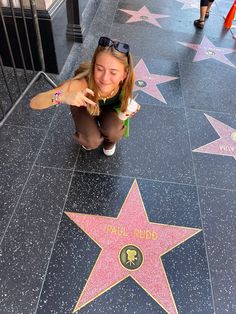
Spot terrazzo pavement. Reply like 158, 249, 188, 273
0, 0, 235, 313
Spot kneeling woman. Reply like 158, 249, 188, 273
30, 37, 140, 156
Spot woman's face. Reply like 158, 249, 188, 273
94, 52, 127, 96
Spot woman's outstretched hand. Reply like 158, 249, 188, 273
62, 88, 97, 107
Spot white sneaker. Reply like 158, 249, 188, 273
103, 144, 116, 156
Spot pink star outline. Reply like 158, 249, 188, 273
176, 0, 199, 10
193, 114, 236, 159
65, 180, 201, 313
119, 5, 169, 28
134, 59, 178, 104
178, 36, 236, 68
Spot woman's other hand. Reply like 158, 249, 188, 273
62, 88, 97, 107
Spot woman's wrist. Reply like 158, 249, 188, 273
52, 90, 63, 106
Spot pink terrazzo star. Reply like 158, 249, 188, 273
65, 180, 201, 313
119, 5, 169, 28
178, 36, 236, 67
176, 0, 199, 10
193, 114, 236, 159
134, 59, 178, 104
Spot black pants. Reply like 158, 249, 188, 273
200, 0, 214, 6
70, 106, 125, 149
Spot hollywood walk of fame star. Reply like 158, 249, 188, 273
119, 5, 169, 28
65, 180, 201, 313
176, 0, 199, 10
178, 36, 236, 68
134, 59, 178, 104
193, 114, 236, 159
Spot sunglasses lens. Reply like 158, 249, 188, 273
98, 37, 112, 47
98, 37, 129, 55
115, 42, 129, 55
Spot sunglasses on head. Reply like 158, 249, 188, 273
98, 37, 130, 56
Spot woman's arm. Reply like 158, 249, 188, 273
30, 79, 96, 110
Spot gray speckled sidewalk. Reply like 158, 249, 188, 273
0, 0, 235, 313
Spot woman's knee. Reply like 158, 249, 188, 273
85, 137, 103, 149
75, 132, 103, 149
99, 111, 125, 139
100, 124, 125, 142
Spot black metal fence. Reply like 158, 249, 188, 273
0, 0, 56, 127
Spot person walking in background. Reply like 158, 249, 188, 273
194, 0, 215, 29
30, 37, 140, 156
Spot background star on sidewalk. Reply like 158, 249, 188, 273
176, 0, 199, 10
178, 36, 236, 67
65, 180, 201, 313
119, 5, 169, 28
134, 59, 178, 104
193, 114, 236, 159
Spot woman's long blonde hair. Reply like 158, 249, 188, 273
72, 45, 135, 116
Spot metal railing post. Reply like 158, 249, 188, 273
66, 0, 83, 42
29, 0, 45, 71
